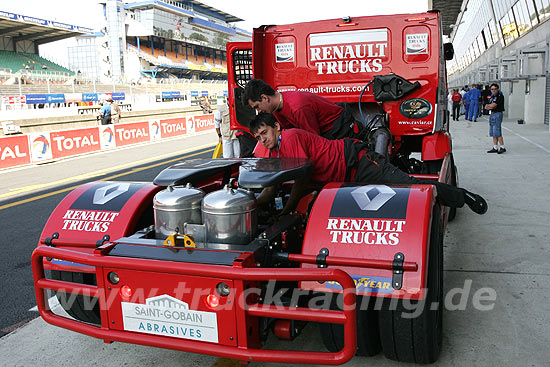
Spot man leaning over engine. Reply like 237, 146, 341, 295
249, 113, 487, 216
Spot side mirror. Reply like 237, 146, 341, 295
444, 42, 454, 60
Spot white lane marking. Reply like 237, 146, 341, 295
29, 295, 60, 312
502, 126, 550, 154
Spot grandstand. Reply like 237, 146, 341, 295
91, 0, 249, 82
0, 10, 90, 75
0, 1, 248, 116
0, 50, 72, 75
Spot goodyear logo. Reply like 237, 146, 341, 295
326, 275, 392, 294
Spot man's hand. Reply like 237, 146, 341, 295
256, 186, 276, 207
279, 175, 311, 216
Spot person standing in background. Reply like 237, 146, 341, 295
98, 100, 111, 125
215, 97, 240, 158
447, 89, 453, 118
451, 89, 462, 121
200, 96, 212, 114
109, 98, 121, 124
485, 83, 506, 154
460, 86, 468, 117
466, 84, 481, 122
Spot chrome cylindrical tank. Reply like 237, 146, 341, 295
202, 186, 257, 244
153, 183, 204, 239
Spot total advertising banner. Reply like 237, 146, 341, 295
114, 121, 151, 147
50, 127, 101, 159
158, 117, 187, 138
99, 125, 117, 149
149, 120, 162, 140
186, 116, 196, 134
29, 132, 53, 162
193, 114, 215, 133
0, 135, 31, 169
1, 111, 215, 171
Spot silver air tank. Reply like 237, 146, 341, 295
202, 186, 257, 245
153, 183, 204, 239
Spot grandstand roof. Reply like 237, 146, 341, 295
184, 1, 243, 23
124, 1, 243, 23
0, 11, 93, 46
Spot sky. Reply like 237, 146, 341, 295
2, 0, 428, 65
3, 0, 428, 32
199, 0, 428, 32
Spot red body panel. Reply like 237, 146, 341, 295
40, 181, 160, 245
422, 131, 452, 161
300, 183, 435, 300
39, 181, 161, 272
250, 13, 443, 136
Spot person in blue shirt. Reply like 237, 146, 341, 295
99, 100, 112, 125
461, 85, 470, 119
466, 84, 481, 121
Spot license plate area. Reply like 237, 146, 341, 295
103, 268, 237, 346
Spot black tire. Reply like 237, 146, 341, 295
320, 294, 381, 357
378, 204, 444, 363
50, 270, 101, 325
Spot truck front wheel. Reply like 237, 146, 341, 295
378, 204, 443, 363
320, 294, 381, 357
50, 270, 101, 325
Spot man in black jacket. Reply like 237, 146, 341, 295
485, 83, 506, 154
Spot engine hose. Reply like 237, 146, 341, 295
358, 80, 374, 126
373, 128, 391, 158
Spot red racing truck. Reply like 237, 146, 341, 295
33, 11, 455, 365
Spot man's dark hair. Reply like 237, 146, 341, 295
490, 83, 499, 89
242, 79, 276, 106
249, 113, 277, 135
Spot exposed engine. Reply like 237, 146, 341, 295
153, 183, 258, 246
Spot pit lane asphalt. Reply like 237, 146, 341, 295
1, 119, 550, 366
0, 131, 217, 337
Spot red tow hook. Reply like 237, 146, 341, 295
273, 319, 307, 340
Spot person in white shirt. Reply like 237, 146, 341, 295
214, 98, 240, 158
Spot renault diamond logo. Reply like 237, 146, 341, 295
351, 185, 396, 211
93, 182, 130, 205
